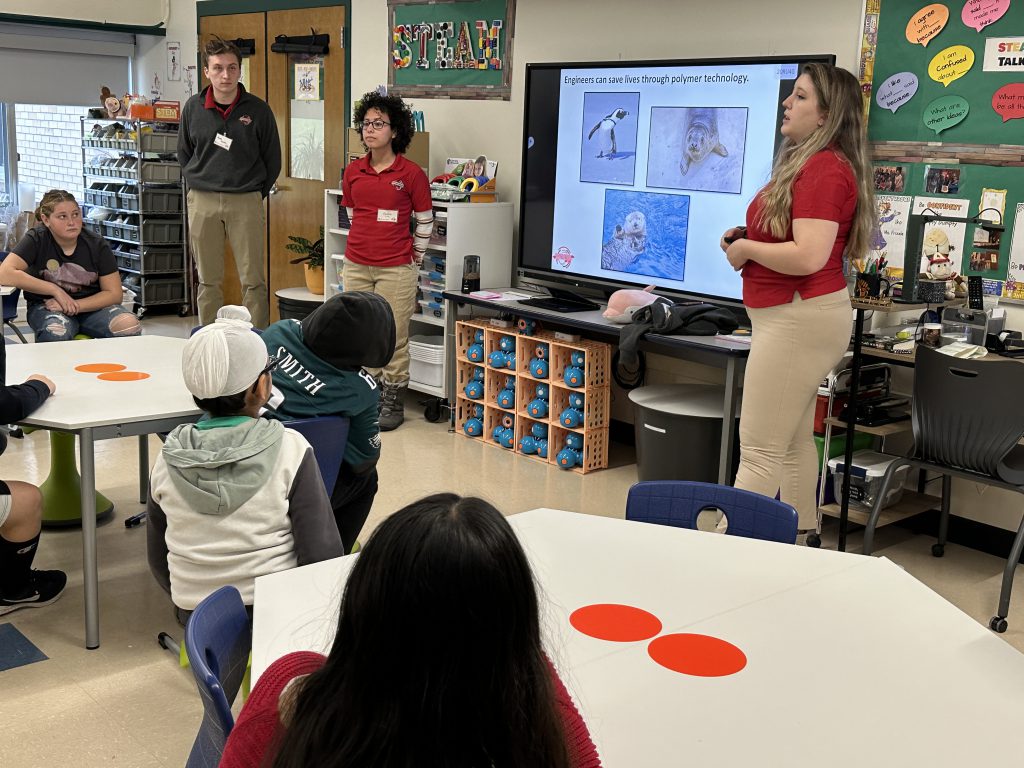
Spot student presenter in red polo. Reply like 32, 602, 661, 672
178, 37, 282, 328
341, 91, 433, 431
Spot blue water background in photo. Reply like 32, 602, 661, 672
580, 92, 640, 185
602, 189, 689, 281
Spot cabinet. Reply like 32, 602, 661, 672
455, 319, 611, 474
80, 118, 190, 316
323, 189, 513, 400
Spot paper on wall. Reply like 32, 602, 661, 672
1004, 202, 1024, 299
913, 196, 970, 273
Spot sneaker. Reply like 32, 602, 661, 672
0, 569, 68, 615
379, 383, 406, 431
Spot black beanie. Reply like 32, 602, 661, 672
300, 291, 396, 370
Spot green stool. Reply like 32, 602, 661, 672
38, 333, 114, 527
40, 431, 114, 527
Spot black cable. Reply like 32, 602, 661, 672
612, 349, 645, 390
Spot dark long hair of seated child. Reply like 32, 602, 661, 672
267, 494, 580, 768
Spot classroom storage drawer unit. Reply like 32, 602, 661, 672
142, 219, 183, 244
140, 188, 182, 214
115, 246, 185, 274
140, 130, 178, 153
140, 162, 181, 183
140, 277, 186, 304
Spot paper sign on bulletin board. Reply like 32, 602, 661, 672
388, 0, 516, 100
1004, 203, 1024, 300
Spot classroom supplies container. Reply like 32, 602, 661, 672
827, 450, 910, 511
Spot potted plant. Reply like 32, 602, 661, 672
287, 226, 326, 295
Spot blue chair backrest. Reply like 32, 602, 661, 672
625, 481, 798, 544
0, 252, 20, 323
284, 415, 350, 495
183, 585, 251, 768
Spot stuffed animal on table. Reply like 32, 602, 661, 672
602, 285, 661, 323
100, 86, 125, 119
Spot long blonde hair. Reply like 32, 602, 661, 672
756, 63, 875, 263
35, 189, 79, 221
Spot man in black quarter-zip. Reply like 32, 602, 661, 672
178, 37, 281, 328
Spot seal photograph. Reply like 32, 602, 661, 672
646, 105, 748, 194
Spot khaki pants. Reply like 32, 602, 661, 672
341, 260, 418, 385
734, 289, 853, 530
187, 189, 269, 327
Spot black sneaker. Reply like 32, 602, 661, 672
379, 383, 406, 431
0, 569, 68, 615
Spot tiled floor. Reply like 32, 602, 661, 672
1, 316, 1023, 766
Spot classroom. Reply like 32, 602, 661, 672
2, 0, 1024, 765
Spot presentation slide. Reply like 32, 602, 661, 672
546, 63, 797, 299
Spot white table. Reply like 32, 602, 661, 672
7, 335, 201, 648
253, 509, 1024, 766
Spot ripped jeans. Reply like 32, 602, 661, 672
26, 303, 141, 343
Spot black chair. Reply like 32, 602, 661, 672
626, 480, 799, 544
183, 585, 252, 767
862, 345, 1024, 633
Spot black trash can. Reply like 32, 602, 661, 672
628, 384, 741, 482
276, 287, 322, 321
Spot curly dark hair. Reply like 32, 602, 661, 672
353, 91, 415, 154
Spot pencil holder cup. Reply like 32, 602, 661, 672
855, 273, 891, 299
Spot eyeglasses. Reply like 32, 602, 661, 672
251, 356, 280, 391
360, 119, 391, 132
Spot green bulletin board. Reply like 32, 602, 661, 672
866, 1, 1024, 296
869, 0, 1024, 143
388, 0, 514, 99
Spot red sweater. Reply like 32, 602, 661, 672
742, 148, 857, 308
220, 651, 603, 768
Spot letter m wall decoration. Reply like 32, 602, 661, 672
388, 0, 516, 100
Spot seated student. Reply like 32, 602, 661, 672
0, 372, 66, 615
221, 493, 603, 768
146, 316, 343, 620
0, 190, 141, 342
222, 293, 395, 552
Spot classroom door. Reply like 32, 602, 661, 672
265, 6, 347, 322
197, 12, 267, 310
197, 6, 346, 322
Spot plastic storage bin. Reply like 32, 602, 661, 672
827, 450, 909, 510
409, 334, 445, 388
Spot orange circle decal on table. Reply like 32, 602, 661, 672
97, 371, 150, 382
647, 633, 747, 677
75, 363, 127, 373
569, 603, 663, 642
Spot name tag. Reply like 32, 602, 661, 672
214, 132, 233, 151
377, 209, 398, 223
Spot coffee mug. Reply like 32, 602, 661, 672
855, 273, 891, 299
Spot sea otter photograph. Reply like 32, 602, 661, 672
600, 188, 689, 280
646, 105, 748, 194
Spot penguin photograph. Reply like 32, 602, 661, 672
646, 105, 749, 194
579, 91, 640, 185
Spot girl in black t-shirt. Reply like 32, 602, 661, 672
0, 190, 141, 342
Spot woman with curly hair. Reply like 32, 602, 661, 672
341, 91, 433, 431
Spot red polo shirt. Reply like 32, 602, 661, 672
341, 153, 432, 267
742, 149, 856, 308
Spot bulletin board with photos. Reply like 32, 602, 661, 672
863, 0, 1024, 300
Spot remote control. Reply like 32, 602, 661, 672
968, 275, 984, 310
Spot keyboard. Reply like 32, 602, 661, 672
517, 296, 601, 313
